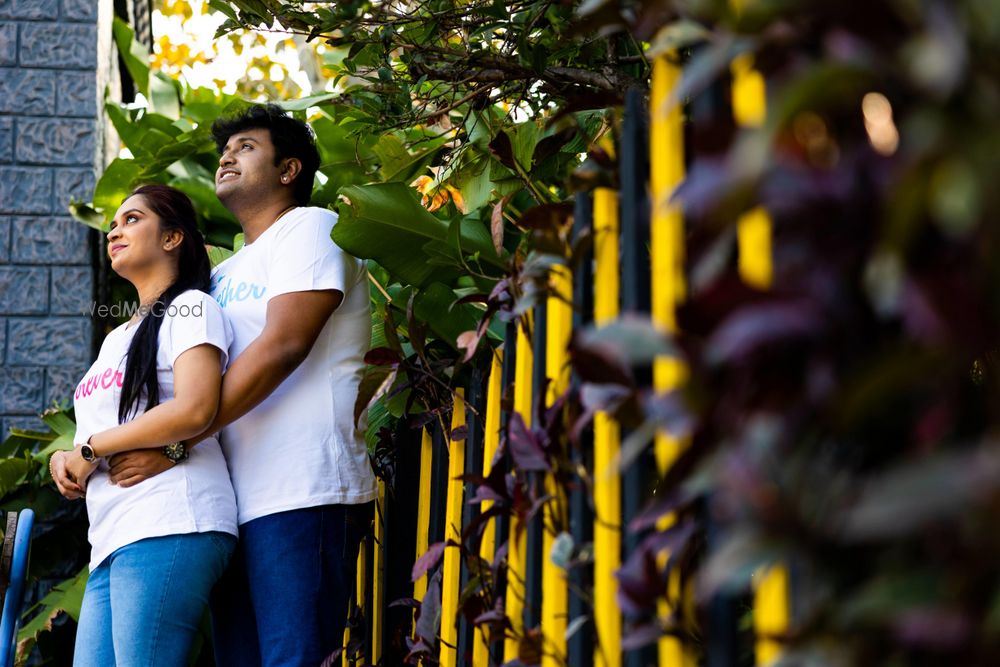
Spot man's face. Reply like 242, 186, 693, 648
215, 127, 282, 204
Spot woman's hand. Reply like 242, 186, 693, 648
63, 448, 98, 492
108, 450, 175, 488
49, 451, 85, 500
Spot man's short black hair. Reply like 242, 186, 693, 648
211, 104, 321, 206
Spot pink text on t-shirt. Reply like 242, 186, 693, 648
75, 367, 123, 400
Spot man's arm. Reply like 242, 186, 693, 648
108, 289, 341, 487
204, 289, 342, 435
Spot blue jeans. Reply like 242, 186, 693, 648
210, 502, 373, 667
74, 531, 236, 667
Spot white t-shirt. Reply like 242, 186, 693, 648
210, 206, 377, 525
73, 289, 238, 570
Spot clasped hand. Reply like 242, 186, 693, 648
50, 448, 175, 499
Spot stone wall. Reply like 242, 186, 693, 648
0, 0, 100, 437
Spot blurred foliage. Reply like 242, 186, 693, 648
43, 0, 1000, 664
0, 410, 90, 666
153, 0, 309, 99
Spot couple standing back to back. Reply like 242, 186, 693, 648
49, 104, 377, 667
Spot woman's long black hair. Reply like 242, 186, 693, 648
117, 184, 212, 423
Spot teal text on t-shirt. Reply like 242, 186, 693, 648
212, 272, 266, 308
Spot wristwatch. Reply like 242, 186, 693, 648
162, 442, 188, 464
80, 437, 99, 463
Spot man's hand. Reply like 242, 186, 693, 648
63, 449, 97, 493
108, 450, 175, 487
50, 451, 85, 500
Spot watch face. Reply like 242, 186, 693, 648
163, 442, 187, 462
81, 444, 96, 462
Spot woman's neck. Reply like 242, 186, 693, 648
131, 269, 178, 312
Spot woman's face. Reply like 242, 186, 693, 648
107, 195, 177, 278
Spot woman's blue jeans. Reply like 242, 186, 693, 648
73, 531, 236, 667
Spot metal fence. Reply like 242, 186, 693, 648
343, 52, 791, 667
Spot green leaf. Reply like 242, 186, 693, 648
509, 120, 542, 173
334, 183, 503, 287
92, 158, 143, 216
207, 245, 234, 267
207, 0, 239, 22
40, 410, 75, 437
363, 395, 395, 453
16, 568, 88, 662
33, 433, 73, 465
169, 176, 238, 229
111, 17, 149, 97
333, 183, 453, 286
372, 134, 442, 184
413, 282, 484, 349
0, 458, 30, 499
278, 92, 344, 112
442, 149, 493, 212
149, 71, 182, 120
68, 201, 106, 231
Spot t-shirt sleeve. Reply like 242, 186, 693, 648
161, 290, 233, 369
266, 208, 361, 301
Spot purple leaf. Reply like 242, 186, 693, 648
621, 622, 666, 651
364, 346, 402, 366
508, 412, 550, 471
706, 301, 823, 365
414, 569, 443, 644
412, 542, 446, 582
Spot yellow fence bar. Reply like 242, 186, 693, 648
546, 265, 573, 402
736, 207, 772, 290
732, 49, 772, 290
504, 322, 534, 661
372, 479, 385, 665
473, 351, 504, 666
650, 53, 694, 667
541, 264, 573, 667
592, 187, 621, 667
413, 428, 434, 608
729, 29, 790, 665
440, 390, 467, 667
344, 537, 367, 666
754, 565, 790, 665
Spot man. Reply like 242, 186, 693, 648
108, 104, 377, 666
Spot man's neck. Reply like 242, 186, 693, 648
234, 198, 299, 245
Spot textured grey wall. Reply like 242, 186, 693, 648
0, 0, 100, 437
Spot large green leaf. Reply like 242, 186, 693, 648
92, 158, 146, 217
334, 183, 505, 287
0, 458, 30, 500
333, 183, 456, 287
104, 104, 182, 159
111, 17, 149, 97
150, 72, 182, 120
16, 568, 88, 663
372, 134, 443, 184
207, 245, 234, 267
413, 282, 484, 349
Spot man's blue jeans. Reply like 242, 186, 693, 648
210, 502, 373, 667
73, 532, 236, 667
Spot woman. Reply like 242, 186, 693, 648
49, 184, 237, 666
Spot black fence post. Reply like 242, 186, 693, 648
567, 191, 596, 666
457, 365, 486, 663
620, 86, 658, 667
